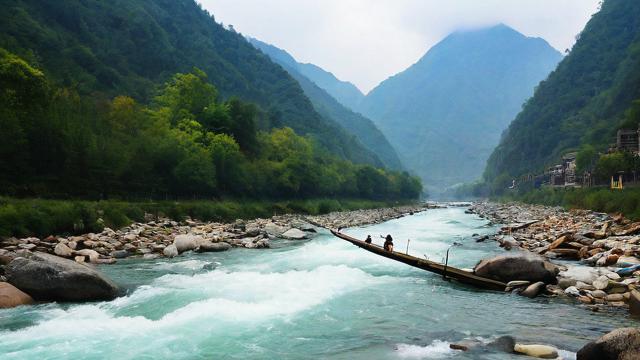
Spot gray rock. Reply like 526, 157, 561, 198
173, 234, 201, 253
487, 336, 516, 353
197, 242, 231, 253
110, 250, 129, 259
5, 252, 119, 301
281, 228, 308, 240
54, 243, 73, 257
507, 280, 531, 287
474, 254, 558, 284
520, 281, 546, 298
558, 277, 577, 289
163, 244, 179, 258
564, 286, 580, 297
74, 249, 100, 263
592, 276, 610, 290
561, 266, 599, 284
577, 328, 640, 360
264, 223, 289, 237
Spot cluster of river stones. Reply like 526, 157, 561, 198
469, 202, 640, 313
460, 202, 640, 359
0, 204, 429, 307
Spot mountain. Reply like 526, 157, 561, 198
359, 24, 562, 191
0, 0, 382, 167
295, 63, 364, 111
484, 0, 640, 187
248, 37, 403, 170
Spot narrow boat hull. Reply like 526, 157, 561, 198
331, 230, 506, 291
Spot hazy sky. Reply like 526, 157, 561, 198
200, 0, 600, 93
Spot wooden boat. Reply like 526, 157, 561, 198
330, 230, 506, 291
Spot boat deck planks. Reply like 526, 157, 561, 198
331, 230, 506, 291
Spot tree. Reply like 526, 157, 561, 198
576, 145, 598, 173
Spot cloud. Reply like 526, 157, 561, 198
199, 0, 600, 93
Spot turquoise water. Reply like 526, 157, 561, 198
1, 207, 638, 359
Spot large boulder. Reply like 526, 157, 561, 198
281, 228, 308, 240
561, 266, 599, 285
474, 254, 558, 284
0, 282, 34, 308
5, 252, 119, 302
577, 328, 640, 360
173, 234, 201, 253
264, 223, 288, 237
163, 244, 179, 258
54, 243, 73, 257
197, 242, 232, 253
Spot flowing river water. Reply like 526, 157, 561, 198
1, 207, 638, 359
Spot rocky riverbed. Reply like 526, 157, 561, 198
0, 203, 431, 269
469, 201, 640, 318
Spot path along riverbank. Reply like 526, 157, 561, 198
469, 201, 640, 317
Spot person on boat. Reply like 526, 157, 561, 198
383, 234, 394, 252
365, 235, 372, 244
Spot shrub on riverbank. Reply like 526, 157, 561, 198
501, 187, 640, 219
0, 198, 412, 238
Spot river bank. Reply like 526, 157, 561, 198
0, 203, 433, 272
469, 201, 640, 316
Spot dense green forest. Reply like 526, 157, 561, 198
484, 0, 640, 190
0, 0, 384, 167
248, 38, 404, 170
0, 48, 421, 201
358, 24, 561, 191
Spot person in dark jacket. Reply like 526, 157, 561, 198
365, 235, 372, 244
383, 234, 394, 252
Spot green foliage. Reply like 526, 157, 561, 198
0, 0, 383, 167
576, 145, 598, 173
0, 197, 416, 238
0, 52, 422, 203
485, 0, 640, 189
249, 38, 402, 170
503, 187, 640, 221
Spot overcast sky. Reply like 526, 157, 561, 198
200, 0, 600, 93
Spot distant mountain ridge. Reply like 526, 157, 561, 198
248, 37, 403, 170
295, 62, 365, 111
0, 0, 382, 167
484, 0, 640, 185
358, 24, 562, 190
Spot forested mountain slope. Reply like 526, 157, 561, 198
248, 38, 403, 170
485, 0, 640, 186
295, 62, 364, 112
359, 24, 562, 190
0, 0, 381, 166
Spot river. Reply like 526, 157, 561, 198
1, 207, 637, 359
